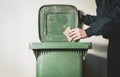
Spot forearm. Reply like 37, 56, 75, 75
81, 14, 97, 25
85, 17, 112, 37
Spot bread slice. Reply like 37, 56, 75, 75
63, 27, 72, 41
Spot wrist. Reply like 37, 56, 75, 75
81, 30, 87, 39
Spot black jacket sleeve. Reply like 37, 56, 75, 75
82, 1, 120, 37
81, 14, 112, 37
81, 14, 97, 25
85, 17, 111, 37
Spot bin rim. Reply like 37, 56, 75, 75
29, 42, 92, 50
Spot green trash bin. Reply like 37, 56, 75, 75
29, 5, 92, 77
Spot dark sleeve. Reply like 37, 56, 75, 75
85, 1, 120, 37
81, 14, 97, 25
85, 17, 111, 37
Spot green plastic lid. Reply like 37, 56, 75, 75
39, 5, 78, 42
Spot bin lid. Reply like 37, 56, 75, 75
39, 5, 78, 42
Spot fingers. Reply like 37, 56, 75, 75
69, 28, 82, 41
71, 35, 81, 41
68, 28, 87, 41
63, 27, 87, 41
69, 28, 80, 36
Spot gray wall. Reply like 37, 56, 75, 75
0, 0, 107, 77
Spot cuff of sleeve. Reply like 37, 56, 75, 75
85, 28, 94, 37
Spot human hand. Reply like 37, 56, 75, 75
69, 28, 87, 41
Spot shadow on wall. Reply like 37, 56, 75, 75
83, 42, 108, 77
84, 53, 107, 77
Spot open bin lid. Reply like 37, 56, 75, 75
39, 5, 78, 42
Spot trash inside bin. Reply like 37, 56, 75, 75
29, 5, 92, 77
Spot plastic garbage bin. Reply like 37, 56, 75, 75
29, 5, 92, 77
